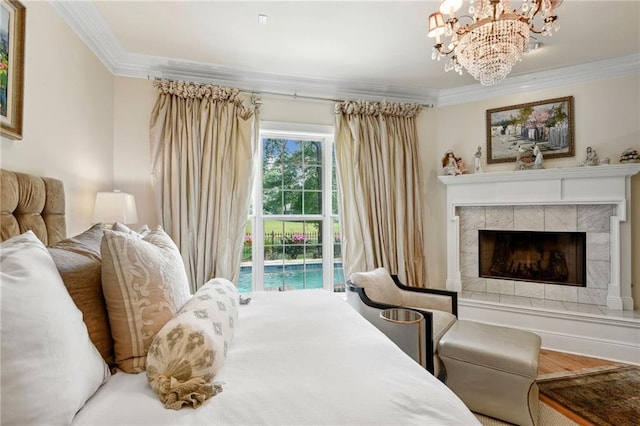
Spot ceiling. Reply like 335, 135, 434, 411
54, 1, 640, 105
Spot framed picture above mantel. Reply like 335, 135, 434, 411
1, 0, 25, 140
486, 96, 574, 164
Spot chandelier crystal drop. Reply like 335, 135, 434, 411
427, 0, 562, 85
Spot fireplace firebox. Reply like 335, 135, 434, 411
479, 230, 586, 286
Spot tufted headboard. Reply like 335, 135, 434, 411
0, 169, 67, 245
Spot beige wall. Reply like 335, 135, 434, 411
112, 77, 156, 228
0, 2, 114, 236
432, 73, 640, 305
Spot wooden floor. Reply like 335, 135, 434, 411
537, 349, 623, 425
537, 349, 620, 376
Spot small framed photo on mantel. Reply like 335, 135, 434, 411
486, 96, 574, 164
1, 0, 26, 140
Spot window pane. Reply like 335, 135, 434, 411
303, 141, 322, 165
303, 191, 321, 214
239, 221, 253, 294
304, 166, 322, 190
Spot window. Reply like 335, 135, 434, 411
239, 122, 342, 292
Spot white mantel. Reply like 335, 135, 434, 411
438, 164, 640, 311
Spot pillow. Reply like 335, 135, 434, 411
0, 231, 111, 425
147, 278, 238, 409
112, 222, 151, 235
47, 223, 115, 366
350, 267, 403, 305
101, 226, 192, 373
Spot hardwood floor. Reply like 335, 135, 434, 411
537, 349, 625, 425
537, 349, 621, 376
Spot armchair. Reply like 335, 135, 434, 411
346, 268, 458, 378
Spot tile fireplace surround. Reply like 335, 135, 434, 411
439, 164, 640, 364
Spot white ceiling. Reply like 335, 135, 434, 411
53, 1, 640, 105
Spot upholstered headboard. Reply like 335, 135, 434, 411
0, 169, 67, 245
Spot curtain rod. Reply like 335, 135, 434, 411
150, 76, 434, 108
241, 89, 434, 109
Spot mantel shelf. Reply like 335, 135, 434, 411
438, 163, 640, 185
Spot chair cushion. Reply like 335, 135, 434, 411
350, 267, 402, 306
406, 307, 457, 354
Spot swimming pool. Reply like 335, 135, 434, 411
238, 263, 344, 293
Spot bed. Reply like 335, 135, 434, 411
0, 169, 479, 425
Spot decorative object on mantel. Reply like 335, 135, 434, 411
514, 145, 534, 170
474, 146, 483, 173
426, 0, 562, 86
486, 96, 574, 164
619, 147, 639, 163
442, 150, 467, 176
579, 146, 599, 166
532, 143, 544, 169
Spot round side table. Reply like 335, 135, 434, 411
380, 308, 424, 367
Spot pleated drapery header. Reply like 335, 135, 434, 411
335, 100, 422, 118
152, 80, 253, 119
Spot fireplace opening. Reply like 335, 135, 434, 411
479, 230, 586, 286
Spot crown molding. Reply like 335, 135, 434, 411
436, 53, 640, 107
48, 1, 124, 73
51, 1, 639, 107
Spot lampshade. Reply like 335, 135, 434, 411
427, 12, 446, 38
92, 190, 138, 224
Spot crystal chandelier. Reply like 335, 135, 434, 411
427, 0, 562, 85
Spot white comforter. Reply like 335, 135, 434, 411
73, 289, 479, 425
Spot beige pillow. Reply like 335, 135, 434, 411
101, 226, 192, 373
48, 223, 115, 366
350, 267, 402, 305
147, 278, 238, 409
1, 231, 110, 424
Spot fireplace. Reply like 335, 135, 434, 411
438, 164, 640, 310
478, 230, 586, 286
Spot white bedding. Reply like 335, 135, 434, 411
72, 289, 479, 425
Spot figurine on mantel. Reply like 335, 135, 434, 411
442, 150, 461, 175
580, 146, 599, 166
619, 147, 639, 163
474, 146, 483, 173
532, 143, 544, 169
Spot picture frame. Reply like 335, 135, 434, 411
486, 96, 574, 164
1, 0, 25, 140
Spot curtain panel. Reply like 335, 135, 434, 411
334, 100, 427, 287
149, 80, 258, 291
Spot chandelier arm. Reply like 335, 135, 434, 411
434, 43, 456, 56
530, 0, 543, 18
529, 15, 558, 34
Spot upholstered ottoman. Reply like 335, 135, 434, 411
438, 320, 541, 426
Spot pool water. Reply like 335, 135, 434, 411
238, 264, 344, 293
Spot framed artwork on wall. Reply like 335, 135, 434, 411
486, 96, 574, 164
1, 0, 25, 140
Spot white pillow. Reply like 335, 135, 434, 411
0, 231, 111, 425
146, 278, 238, 409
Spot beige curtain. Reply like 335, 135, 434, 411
149, 80, 258, 291
335, 100, 427, 287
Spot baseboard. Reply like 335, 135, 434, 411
458, 298, 640, 366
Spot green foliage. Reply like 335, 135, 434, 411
262, 138, 323, 215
